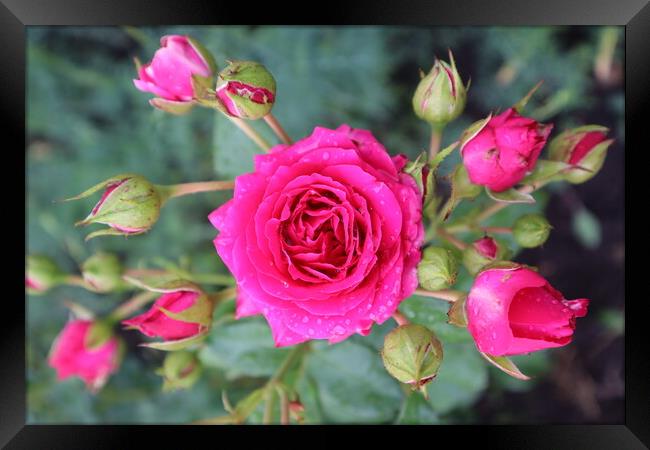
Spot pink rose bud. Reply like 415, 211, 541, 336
460, 108, 553, 192
66, 174, 162, 240
466, 266, 589, 356
122, 290, 211, 341
209, 125, 424, 347
547, 125, 614, 184
215, 60, 276, 119
462, 236, 510, 276
48, 319, 122, 392
133, 35, 214, 104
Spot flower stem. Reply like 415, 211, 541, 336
124, 269, 236, 286
429, 124, 444, 161
226, 115, 271, 151
392, 311, 410, 326
270, 342, 309, 385
166, 181, 235, 199
277, 386, 290, 425
263, 388, 275, 424
263, 113, 293, 145
414, 288, 464, 303
436, 227, 468, 250
109, 291, 157, 321
64, 275, 89, 289
474, 184, 535, 224
482, 226, 512, 234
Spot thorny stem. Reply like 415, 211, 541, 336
263, 342, 309, 424
226, 115, 272, 151
264, 113, 293, 145
414, 288, 464, 303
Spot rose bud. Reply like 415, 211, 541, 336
215, 60, 276, 119
417, 246, 458, 291
466, 266, 589, 356
462, 236, 510, 276
381, 324, 443, 394
66, 174, 162, 240
513, 214, 552, 248
81, 251, 124, 293
460, 108, 553, 192
133, 35, 216, 113
26, 254, 65, 294
122, 289, 213, 345
156, 351, 202, 392
547, 125, 614, 184
48, 319, 123, 392
412, 50, 468, 128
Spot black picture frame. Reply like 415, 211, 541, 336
6, 0, 645, 447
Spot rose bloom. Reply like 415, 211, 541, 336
461, 108, 553, 192
209, 125, 424, 346
122, 291, 202, 341
466, 267, 589, 356
48, 320, 121, 391
133, 35, 212, 102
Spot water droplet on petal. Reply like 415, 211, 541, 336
332, 325, 346, 335
302, 316, 309, 323
308, 328, 315, 335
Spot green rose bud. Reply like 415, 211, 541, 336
547, 125, 614, 184
412, 50, 468, 128
462, 236, 511, 276
215, 60, 276, 120
513, 214, 552, 248
381, 324, 443, 393
81, 252, 124, 293
26, 254, 66, 294
417, 246, 458, 291
156, 351, 202, 392
66, 174, 162, 240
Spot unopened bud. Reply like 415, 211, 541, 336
26, 254, 65, 294
66, 174, 162, 240
547, 125, 614, 184
381, 324, 443, 393
81, 252, 124, 293
417, 246, 458, 291
412, 50, 467, 127
513, 214, 552, 248
462, 236, 510, 276
156, 351, 202, 392
215, 60, 276, 119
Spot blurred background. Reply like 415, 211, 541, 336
26, 26, 624, 424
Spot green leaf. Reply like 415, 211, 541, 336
440, 165, 482, 221
425, 342, 488, 414
572, 207, 601, 249
486, 186, 535, 204
149, 98, 195, 115
300, 340, 403, 423
199, 317, 291, 378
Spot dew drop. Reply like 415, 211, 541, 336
491, 332, 497, 340
317, 318, 322, 324
379, 306, 387, 313
344, 319, 351, 325
322, 152, 330, 160
333, 325, 346, 335
308, 328, 315, 335
302, 316, 310, 323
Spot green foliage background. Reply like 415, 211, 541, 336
26, 26, 624, 424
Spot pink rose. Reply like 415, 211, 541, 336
133, 35, 212, 102
48, 320, 121, 391
466, 267, 589, 356
461, 108, 553, 192
209, 125, 424, 346
122, 291, 203, 341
